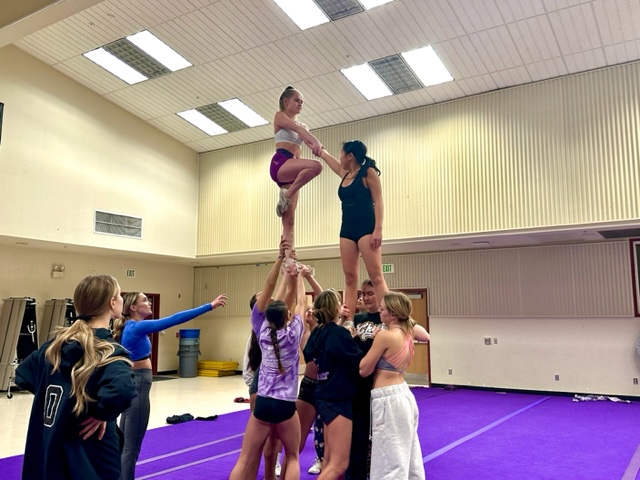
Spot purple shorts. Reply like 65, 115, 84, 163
270, 148, 294, 187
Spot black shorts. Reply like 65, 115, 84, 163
340, 209, 375, 243
253, 395, 296, 424
298, 375, 318, 406
316, 398, 353, 425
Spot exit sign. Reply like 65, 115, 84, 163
382, 263, 394, 274
126, 269, 136, 278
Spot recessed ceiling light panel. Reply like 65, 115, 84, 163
370, 55, 423, 94
177, 110, 227, 136
341, 63, 393, 100
273, 0, 330, 30
401, 45, 453, 87
218, 99, 269, 128
127, 30, 192, 72
83, 48, 148, 85
103, 39, 170, 79
196, 104, 248, 133
315, 0, 363, 21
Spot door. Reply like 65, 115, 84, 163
403, 289, 430, 386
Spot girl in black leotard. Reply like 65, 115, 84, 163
319, 141, 389, 325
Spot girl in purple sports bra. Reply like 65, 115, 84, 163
359, 291, 430, 480
272, 86, 324, 269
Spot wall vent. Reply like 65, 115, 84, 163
94, 210, 142, 238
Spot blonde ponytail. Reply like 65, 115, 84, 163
45, 321, 132, 416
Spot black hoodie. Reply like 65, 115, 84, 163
16, 327, 136, 480
303, 322, 363, 401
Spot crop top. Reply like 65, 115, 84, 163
275, 127, 303, 146
120, 303, 213, 361
376, 333, 414, 373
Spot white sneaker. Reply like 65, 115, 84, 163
308, 458, 322, 475
275, 188, 291, 217
275, 462, 281, 477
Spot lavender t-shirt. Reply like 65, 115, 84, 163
251, 304, 303, 402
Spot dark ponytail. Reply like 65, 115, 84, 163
343, 140, 381, 176
269, 326, 284, 374
247, 331, 262, 372
265, 300, 288, 375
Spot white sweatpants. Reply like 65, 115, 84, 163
369, 382, 425, 480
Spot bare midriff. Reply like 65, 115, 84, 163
276, 141, 301, 158
132, 358, 152, 370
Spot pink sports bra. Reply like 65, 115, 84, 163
376, 333, 414, 373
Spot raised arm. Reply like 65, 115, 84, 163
366, 167, 384, 250
293, 271, 307, 318
319, 149, 347, 177
282, 270, 298, 312
126, 296, 226, 336
256, 240, 288, 312
302, 265, 322, 296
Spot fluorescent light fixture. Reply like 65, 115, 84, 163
177, 110, 228, 136
83, 48, 148, 85
360, 0, 395, 9
273, 0, 330, 30
401, 45, 453, 87
341, 63, 393, 100
127, 30, 191, 72
218, 99, 268, 127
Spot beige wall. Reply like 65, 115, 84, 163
193, 241, 640, 396
0, 45, 199, 258
198, 61, 640, 255
0, 244, 195, 371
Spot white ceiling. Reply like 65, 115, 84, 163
9, 0, 640, 154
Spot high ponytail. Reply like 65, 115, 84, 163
112, 291, 140, 342
279, 85, 299, 111
343, 140, 381, 176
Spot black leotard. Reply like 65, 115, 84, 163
338, 166, 375, 243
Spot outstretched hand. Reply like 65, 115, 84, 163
79, 416, 106, 440
211, 294, 227, 309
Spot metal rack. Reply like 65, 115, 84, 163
0, 297, 31, 398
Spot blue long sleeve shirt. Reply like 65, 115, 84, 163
120, 304, 212, 361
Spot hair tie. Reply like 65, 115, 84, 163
77, 314, 91, 321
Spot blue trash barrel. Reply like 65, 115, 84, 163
177, 329, 200, 378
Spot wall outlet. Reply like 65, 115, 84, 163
554, 374, 560, 381
493, 338, 498, 344
484, 337, 491, 345
448, 369, 453, 375
634, 378, 638, 385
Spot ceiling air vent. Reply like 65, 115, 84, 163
598, 229, 640, 239
94, 210, 142, 239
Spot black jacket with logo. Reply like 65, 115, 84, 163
303, 322, 363, 401
16, 328, 136, 480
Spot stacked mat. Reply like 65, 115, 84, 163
197, 360, 238, 377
